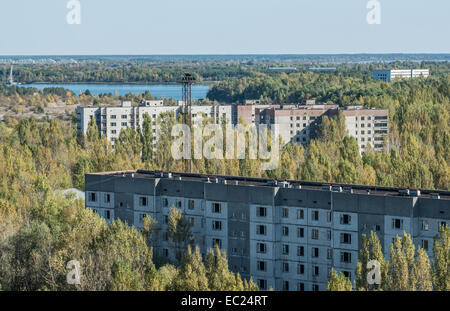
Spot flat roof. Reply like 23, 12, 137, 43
88, 170, 450, 201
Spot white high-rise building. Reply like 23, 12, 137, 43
373, 69, 429, 82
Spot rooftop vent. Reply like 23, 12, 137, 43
292, 184, 302, 189
409, 189, 421, 197
343, 187, 353, 194
399, 189, 410, 196
331, 185, 343, 192
322, 184, 332, 191
201, 177, 211, 183
278, 181, 290, 188
267, 180, 278, 186
174, 176, 182, 181
234, 180, 239, 185
154, 172, 163, 178
162, 172, 172, 179
430, 193, 440, 200
219, 179, 227, 185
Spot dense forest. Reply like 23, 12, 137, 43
1, 56, 447, 84
0, 60, 449, 290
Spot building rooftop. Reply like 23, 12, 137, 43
88, 170, 450, 201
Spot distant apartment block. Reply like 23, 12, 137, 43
77, 100, 389, 152
85, 170, 450, 291
76, 100, 232, 145
257, 103, 389, 152
373, 69, 429, 82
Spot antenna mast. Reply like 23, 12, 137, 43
180, 73, 196, 173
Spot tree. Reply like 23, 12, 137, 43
355, 231, 389, 291
141, 113, 154, 165
432, 225, 450, 291
167, 207, 194, 264
170, 246, 209, 291
327, 269, 352, 291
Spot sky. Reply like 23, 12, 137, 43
0, 0, 449, 55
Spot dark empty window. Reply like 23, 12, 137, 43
212, 203, 221, 213
257, 207, 267, 217
139, 197, 147, 206
340, 233, 352, 244
340, 214, 351, 225
257, 225, 266, 235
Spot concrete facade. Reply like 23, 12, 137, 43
85, 170, 449, 291
77, 100, 388, 153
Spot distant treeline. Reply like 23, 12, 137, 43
0, 58, 447, 85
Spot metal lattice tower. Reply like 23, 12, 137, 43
181, 73, 196, 173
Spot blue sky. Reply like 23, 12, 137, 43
0, 0, 448, 55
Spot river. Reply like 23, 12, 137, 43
21, 83, 211, 100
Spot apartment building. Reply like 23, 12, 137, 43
85, 170, 449, 291
77, 100, 388, 152
341, 106, 389, 152
373, 69, 430, 82
76, 100, 232, 145
257, 104, 389, 152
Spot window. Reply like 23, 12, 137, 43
110, 122, 117, 127
340, 233, 352, 244
297, 264, 305, 275
89, 192, 96, 202
341, 252, 352, 263
312, 229, 319, 240
104, 193, 110, 203
257, 206, 267, 217
297, 227, 305, 238
258, 279, 267, 290
340, 214, 352, 225
312, 247, 319, 258
212, 238, 222, 248
375, 225, 381, 231
282, 262, 289, 273
282, 207, 289, 218
257, 243, 266, 254
139, 196, 147, 206
392, 218, 403, 229
327, 212, 332, 222
421, 239, 429, 251
163, 248, 169, 257
283, 281, 289, 291
343, 271, 351, 279
422, 220, 429, 231
257, 261, 266, 271
111, 130, 116, 134
106, 210, 111, 219
327, 230, 331, 241
140, 213, 147, 222
327, 248, 333, 260
188, 200, 195, 210
257, 225, 266, 235
164, 215, 168, 224
121, 115, 127, 119
212, 203, 221, 213
212, 221, 222, 231
121, 122, 127, 126
313, 266, 319, 276
297, 209, 304, 219
313, 284, 319, 291
298, 282, 305, 291
282, 226, 289, 236
312, 211, 319, 221
297, 246, 305, 257
441, 221, 447, 228
282, 244, 289, 255
189, 217, 194, 227
163, 198, 168, 207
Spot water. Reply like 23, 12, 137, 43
22, 83, 211, 100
